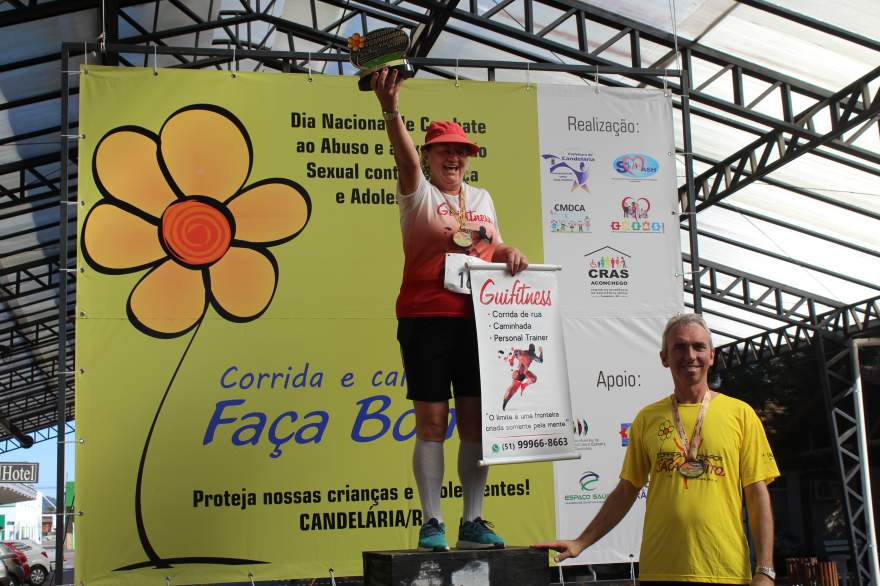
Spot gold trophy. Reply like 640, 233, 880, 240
349, 27, 415, 91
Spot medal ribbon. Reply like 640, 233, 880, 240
457, 191, 467, 232
671, 391, 710, 462
443, 190, 468, 232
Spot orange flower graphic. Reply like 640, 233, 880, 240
81, 104, 311, 338
658, 420, 674, 440
348, 33, 364, 52
83, 104, 311, 570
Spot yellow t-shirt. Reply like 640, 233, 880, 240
620, 393, 779, 584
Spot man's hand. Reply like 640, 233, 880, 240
531, 539, 585, 562
751, 571, 775, 586
532, 480, 640, 565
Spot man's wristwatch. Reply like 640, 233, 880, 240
382, 110, 399, 120
755, 566, 776, 581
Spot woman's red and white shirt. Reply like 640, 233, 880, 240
396, 176, 502, 317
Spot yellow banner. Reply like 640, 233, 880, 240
76, 66, 548, 584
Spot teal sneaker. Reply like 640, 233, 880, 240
418, 518, 449, 551
456, 517, 506, 549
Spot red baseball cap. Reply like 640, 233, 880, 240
423, 121, 480, 155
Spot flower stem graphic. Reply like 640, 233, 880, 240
86, 105, 311, 573
116, 319, 264, 571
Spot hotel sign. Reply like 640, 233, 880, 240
0, 463, 38, 483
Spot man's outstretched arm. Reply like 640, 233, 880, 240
532, 479, 640, 561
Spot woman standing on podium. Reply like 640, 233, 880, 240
371, 68, 529, 552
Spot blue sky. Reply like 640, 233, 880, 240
0, 429, 76, 496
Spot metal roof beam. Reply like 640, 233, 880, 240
0, 404, 76, 444
1, 382, 75, 415
0, 292, 73, 325
734, 0, 880, 53
0, 329, 73, 368
0, 318, 73, 353
714, 295, 880, 368
0, 311, 73, 351
687, 303, 776, 332
0, 258, 66, 299
0, 349, 69, 394
410, 1, 461, 61
395, 0, 880, 169
0, 362, 70, 397
713, 202, 880, 260
0, 0, 152, 28
679, 91, 880, 179
0, 422, 75, 454
0, 151, 77, 178
686, 151, 880, 221
694, 228, 880, 292
0, 347, 72, 380
401, 0, 830, 98
684, 66, 880, 212
682, 259, 838, 328
684, 253, 843, 309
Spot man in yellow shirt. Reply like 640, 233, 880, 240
535, 314, 779, 585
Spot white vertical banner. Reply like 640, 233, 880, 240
536, 85, 684, 563
554, 316, 672, 563
469, 264, 579, 466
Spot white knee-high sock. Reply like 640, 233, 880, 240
458, 440, 488, 522
413, 438, 445, 523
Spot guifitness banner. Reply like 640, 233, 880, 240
469, 265, 578, 465
536, 85, 684, 564
75, 67, 549, 585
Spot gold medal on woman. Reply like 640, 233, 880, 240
450, 191, 472, 248
453, 230, 473, 248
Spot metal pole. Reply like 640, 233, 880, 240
55, 45, 71, 583
851, 338, 880, 586
679, 50, 702, 313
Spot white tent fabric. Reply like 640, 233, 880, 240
0, 0, 878, 440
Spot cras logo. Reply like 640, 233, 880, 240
620, 423, 631, 447
540, 151, 595, 193
613, 153, 659, 179
610, 196, 665, 234
584, 246, 631, 299
549, 202, 591, 234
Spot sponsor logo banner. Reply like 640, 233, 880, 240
570, 417, 607, 452
470, 267, 578, 465
585, 246, 631, 299
538, 85, 682, 564
612, 153, 659, 179
610, 196, 665, 234
549, 202, 591, 234
620, 423, 632, 447
540, 151, 595, 193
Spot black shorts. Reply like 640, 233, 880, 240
397, 317, 481, 401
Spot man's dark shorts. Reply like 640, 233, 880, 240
397, 317, 481, 401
